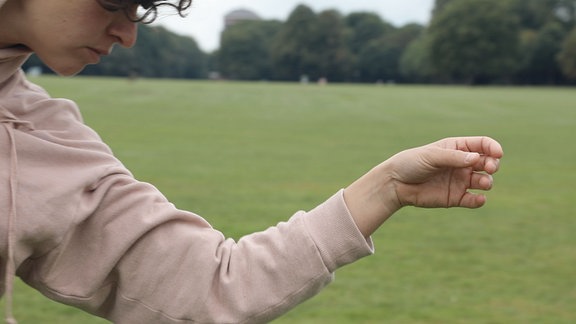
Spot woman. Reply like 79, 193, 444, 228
0, 0, 503, 323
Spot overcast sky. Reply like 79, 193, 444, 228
152, 0, 435, 52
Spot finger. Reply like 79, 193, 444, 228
459, 192, 487, 209
486, 157, 501, 174
469, 172, 494, 191
471, 156, 501, 174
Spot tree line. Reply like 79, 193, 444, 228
24, 0, 576, 85
216, 0, 576, 84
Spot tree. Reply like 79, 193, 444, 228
515, 22, 567, 84
400, 33, 437, 83
357, 24, 424, 83
558, 26, 576, 79
270, 6, 353, 82
556, 0, 576, 29
310, 10, 354, 81
344, 12, 394, 81
429, 0, 521, 84
510, 0, 561, 30
508, 0, 576, 84
345, 12, 393, 54
510, 0, 576, 30
218, 20, 282, 80
270, 5, 318, 81
356, 38, 399, 82
432, 0, 454, 17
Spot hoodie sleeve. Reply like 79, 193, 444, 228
6, 76, 374, 324
25, 174, 373, 324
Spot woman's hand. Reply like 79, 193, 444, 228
344, 136, 504, 238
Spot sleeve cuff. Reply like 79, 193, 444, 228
302, 189, 374, 273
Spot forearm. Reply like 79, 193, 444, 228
343, 162, 401, 238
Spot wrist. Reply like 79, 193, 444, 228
343, 163, 402, 237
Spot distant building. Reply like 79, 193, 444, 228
224, 9, 261, 28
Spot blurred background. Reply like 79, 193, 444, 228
23, 0, 576, 85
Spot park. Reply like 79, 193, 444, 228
2, 76, 574, 323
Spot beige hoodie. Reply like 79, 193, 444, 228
0, 2, 373, 323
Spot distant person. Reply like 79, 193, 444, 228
0, 1, 503, 323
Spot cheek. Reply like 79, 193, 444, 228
41, 8, 109, 44
32, 39, 95, 76
25, 6, 112, 75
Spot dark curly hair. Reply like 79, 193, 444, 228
98, 0, 192, 24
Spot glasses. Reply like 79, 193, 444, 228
97, 0, 153, 12
97, 0, 157, 23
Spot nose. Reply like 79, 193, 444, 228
108, 14, 138, 48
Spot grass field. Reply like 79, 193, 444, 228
2, 77, 575, 323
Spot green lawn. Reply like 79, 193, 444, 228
3, 77, 575, 323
